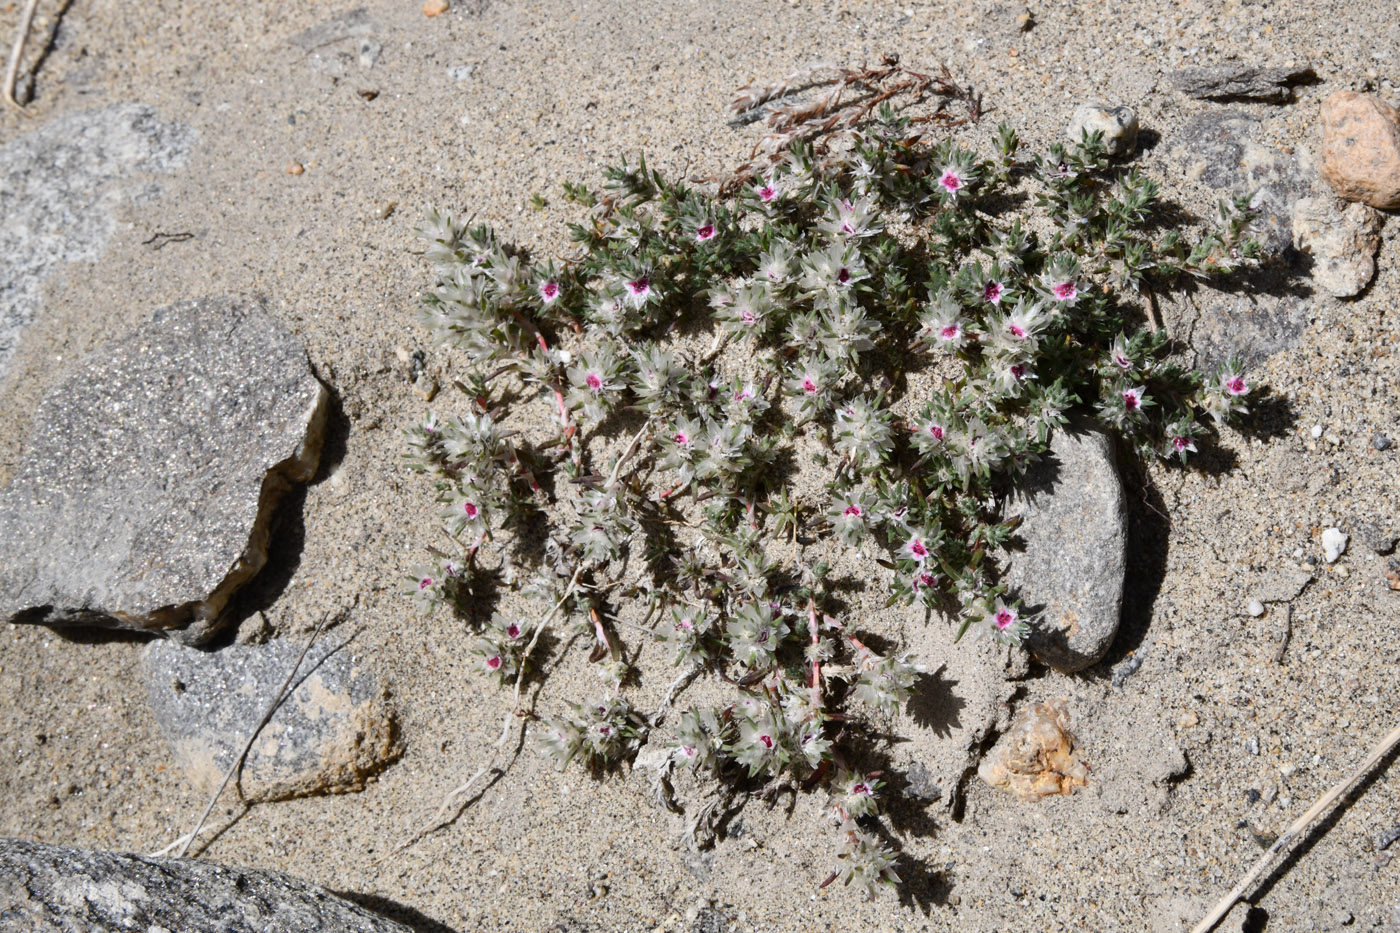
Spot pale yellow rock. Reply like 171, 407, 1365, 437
977, 698, 1089, 799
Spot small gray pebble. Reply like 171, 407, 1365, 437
357, 38, 382, 70
448, 63, 477, 81
1373, 433, 1392, 450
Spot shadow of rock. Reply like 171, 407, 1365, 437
332, 891, 462, 933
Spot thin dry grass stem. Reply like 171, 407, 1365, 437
707, 55, 981, 197
152, 611, 334, 860
4, 0, 41, 112
1192, 720, 1400, 933
394, 565, 586, 855
652, 662, 703, 726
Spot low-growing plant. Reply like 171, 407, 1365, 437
404, 67, 1256, 895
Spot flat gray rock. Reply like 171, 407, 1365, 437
1172, 65, 1315, 103
143, 637, 399, 802
1169, 110, 1312, 368
1172, 110, 1311, 254
0, 103, 192, 381
0, 298, 327, 644
0, 838, 413, 932
1003, 428, 1127, 673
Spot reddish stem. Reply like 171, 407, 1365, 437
807, 597, 822, 711
590, 607, 612, 655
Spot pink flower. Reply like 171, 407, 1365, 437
1010, 363, 1028, 382
925, 422, 944, 441
418, 576, 434, 590
485, 655, 503, 671
626, 276, 651, 299
758, 733, 775, 750
993, 606, 1017, 631
914, 571, 938, 591
1053, 281, 1077, 301
1225, 375, 1248, 396
939, 169, 963, 194
739, 308, 757, 324
695, 223, 716, 242
1112, 351, 1132, 369
463, 501, 480, 519
939, 323, 961, 342
1172, 435, 1196, 453
836, 267, 852, 285
843, 504, 864, 517
506, 622, 522, 639
802, 377, 818, 394
757, 181, 778, 202
1122, 387, 1144, 411
673, 430, 690, 446
903, 536, 930, 563
852, 782, 872, 796
984, 280, 1004, 304
1008, 322, 1026, 339
539, 280, 560, 303
585, 372, 603, 391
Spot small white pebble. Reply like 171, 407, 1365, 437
1247, 599, 1265, 617
1321, 527, 1348, 563
1310, 424, 1323, 438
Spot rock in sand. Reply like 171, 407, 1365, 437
0, 298, 328, 644
1003, 427, 1127, 673
0, 838, 412, 932
143, 637, 399, 801
1066, 102, 1139, 157
1292, 196, 1384, 298
1320, 90, 1400, 210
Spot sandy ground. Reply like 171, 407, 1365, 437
1, 0, 1398, 930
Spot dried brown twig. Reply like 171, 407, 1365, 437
706, 54, 981, 197
4, 0, 41, 112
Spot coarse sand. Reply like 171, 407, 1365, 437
1, 1, 1397, 930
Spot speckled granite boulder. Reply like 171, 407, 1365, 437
0, 298, 327, 644
143, 638, 399, 801
1003, 427, 1127, 673
0, 838, 412, 932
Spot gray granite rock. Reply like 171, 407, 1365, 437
1004, 427, 1126, 673
1292, 195, 1384, 298
1173, 110, 1311, 254
143, 637, 398, 802
0, 298, 327, 644
1185, 290, 1310, 370
0, 838, 412, 932
1066, 102, 1139, 157
0, 103, 193, 381
1171, 65, 1315, 103
1169, 110, 1313, 368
